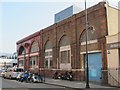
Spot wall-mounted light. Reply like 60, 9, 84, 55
107, 50, 110, 54
88, 26, 95, 34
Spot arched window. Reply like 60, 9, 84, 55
44, 41, 53, 69
59, 36, 71, 47
19, 46, 25, 55
18, 46, 25, 68
80, 28, 96, 43
30, 41, 39, 52
59, 36, 71, 70
30, 41, 39, 69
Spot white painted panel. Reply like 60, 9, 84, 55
45, 56, 52, 58
81, 39, 98, 45
45, 49, 52, 52
30, 52, 38, 56
60, 45, 70, 51
60, 63, 71, 70
25, 54, 29, 57
18, 55, 24, 58
80, 50, 101, 54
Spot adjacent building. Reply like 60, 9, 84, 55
105, 2, 120, 86
0, 53, 17, 70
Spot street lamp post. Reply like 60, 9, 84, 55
85, 0, 90, 88
43, 61, 45, 83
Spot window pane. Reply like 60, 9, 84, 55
68, 50, 70, 63
50, 57, 52, 67
50, 59, 52, 67
30, 60, 32, 68
30, 56, 38, 68
61, 50, 70, 63
22, 51, 24, 55
61, 51, 67, 63
49, 51, 52, 56
45, 59, 48, 68
45, 52, 48, 56
33, 60, 35, 65
19, 60, 24, 67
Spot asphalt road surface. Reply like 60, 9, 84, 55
0, 77, 119, 90
0, 77, 78, 90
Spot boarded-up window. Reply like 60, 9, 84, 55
61, 50, 70, 63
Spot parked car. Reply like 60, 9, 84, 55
0, 69, 7, 78
5, 67, 23, 79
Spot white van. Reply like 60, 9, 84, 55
5, 67, 23, 79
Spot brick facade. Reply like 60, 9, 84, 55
17, 2, 108, 82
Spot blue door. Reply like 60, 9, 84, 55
85, 53, 102, 82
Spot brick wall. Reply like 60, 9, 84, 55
17, 2, 108, 81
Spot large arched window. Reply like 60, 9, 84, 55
18, 46, 25, 68
59, 36, 71, 70
80, 28, 97, 43
44, 41, 53, 69
19, 46, 25, 55
80, 27, 97, 70
30, 41, 39, 52
30, 41, 39, 69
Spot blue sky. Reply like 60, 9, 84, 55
0, 0, 119, 54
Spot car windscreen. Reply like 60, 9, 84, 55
14, 68, 23, 72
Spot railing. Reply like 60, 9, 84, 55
101, 68, 120, 87
108, 72, 120, 87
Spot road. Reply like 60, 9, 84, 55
0, 77, 118, 90
0, 77, 77, 90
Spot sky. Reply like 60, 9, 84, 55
0, 0, 120, 54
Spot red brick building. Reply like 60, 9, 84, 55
17, 31, 41, 74
17, 2, 108, 83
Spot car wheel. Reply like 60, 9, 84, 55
9, 75, 12, 80
32, 79, 34, 83
30, 79, 33, 83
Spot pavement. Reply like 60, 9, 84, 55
43, 78, 118, 89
